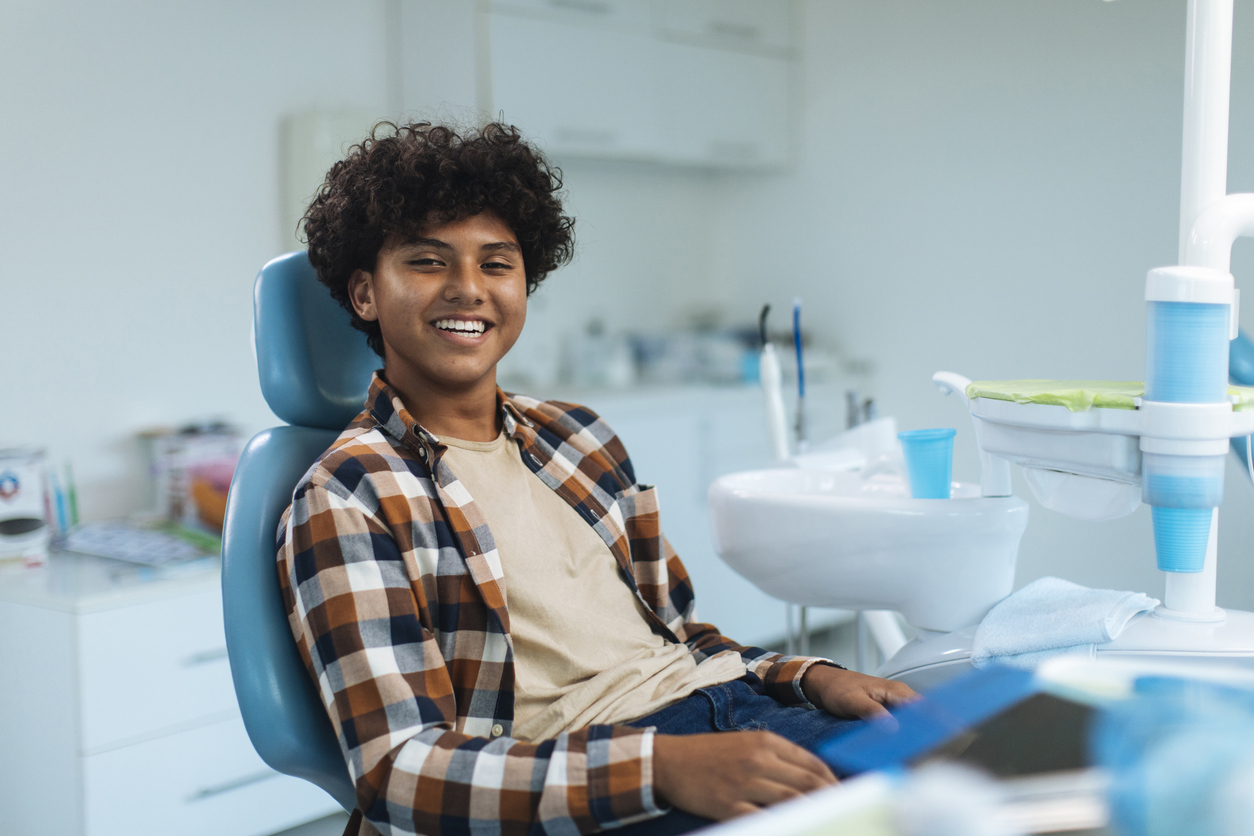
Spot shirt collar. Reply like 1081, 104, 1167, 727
364, 371, 535, 461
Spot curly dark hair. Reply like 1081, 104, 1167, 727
301, 121, 575, 356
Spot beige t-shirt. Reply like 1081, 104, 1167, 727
440, 431, 746, 742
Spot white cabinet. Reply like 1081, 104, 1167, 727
655, 41, 790, 167
487, 13, 662, 162
492, 0, 651, 29
655, 0, 793, 53
479, 0, 794, 168
0, 555, 340, 836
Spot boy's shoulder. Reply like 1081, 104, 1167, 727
300, 415, 419, 496
505, 392, 612, 436
505, 392, 635, 486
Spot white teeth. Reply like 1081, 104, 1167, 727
435, 319, 485, 334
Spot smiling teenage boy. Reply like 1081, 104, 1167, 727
278, 122, 916, 836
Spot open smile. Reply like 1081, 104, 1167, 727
431, 317, 493, 343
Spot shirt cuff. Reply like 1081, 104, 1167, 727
791, 657, 845, 709
586, 725, 670, 830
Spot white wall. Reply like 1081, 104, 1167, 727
1, 0, 392, 518
0, 0, 732, 522
711, 0, 1254, 610
8, 0, 1254, 613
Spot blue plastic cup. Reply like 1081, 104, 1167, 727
1151, 506, 1212, 573
898, 428, 956, 499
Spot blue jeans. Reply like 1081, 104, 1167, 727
609, 677, 862, 835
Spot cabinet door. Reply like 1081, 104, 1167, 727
83, 714, 340, 836
78, 588, 238, 752
493, 0, 650, 30
487, 13, 662, 161
654, 0, 794, 54
655, 41, 790, 168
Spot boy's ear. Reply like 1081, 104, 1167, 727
347, 269, 378, 322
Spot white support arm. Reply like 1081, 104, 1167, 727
932, 371, 1013, 497
1179, 0, 1234, 260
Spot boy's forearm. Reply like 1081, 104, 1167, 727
354, 724, 665, 836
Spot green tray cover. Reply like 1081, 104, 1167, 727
965, 380, 1254, 412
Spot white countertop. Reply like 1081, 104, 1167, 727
0, 550, 220, 614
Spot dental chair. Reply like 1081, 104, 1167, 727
220, 251, 377, 811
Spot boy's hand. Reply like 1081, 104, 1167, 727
800, 664, 919, 720
652, 731, 836, 820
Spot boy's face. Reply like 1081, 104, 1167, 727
348, 210, 527, 399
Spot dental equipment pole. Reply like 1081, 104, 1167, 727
793, 299, 808, 455
1179, 0, 1233, 261
1140, 0, 1240, 620
759, 306, 791, 464
791, 299, 811, 654
759, 305, 800, 653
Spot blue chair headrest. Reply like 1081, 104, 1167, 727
1232, 329, 1254, 388
254, 252, 378, 430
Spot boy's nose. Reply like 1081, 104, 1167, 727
443, 262, 485, 303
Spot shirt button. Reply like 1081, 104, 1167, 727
491, 724, 504, 738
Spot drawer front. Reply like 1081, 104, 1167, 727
83, 714, 342, 836
78, 588, 239, 751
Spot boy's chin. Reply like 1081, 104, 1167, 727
400, 364, 501, 393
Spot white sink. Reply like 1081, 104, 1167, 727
708, 470, 1030, 633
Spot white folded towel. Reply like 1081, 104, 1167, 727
972, 576, 1159, 670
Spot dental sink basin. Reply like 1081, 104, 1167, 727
708, 470, 1030, 633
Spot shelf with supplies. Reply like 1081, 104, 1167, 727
0, 551, 341, 836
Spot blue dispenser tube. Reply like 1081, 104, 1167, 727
1145, 301, 1229, 403
1142, 268, 1234, 575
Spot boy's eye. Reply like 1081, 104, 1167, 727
409, 257, 443, 267
483, 260, 514, 270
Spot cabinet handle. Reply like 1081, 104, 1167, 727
550, 0, 611, 14
187, 769, 278, 802
709, 20, 762, 40
181, 647, 229, 667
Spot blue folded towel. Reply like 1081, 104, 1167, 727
972, 576, 1159, 670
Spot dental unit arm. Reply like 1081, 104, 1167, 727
929, 0, 1254, 626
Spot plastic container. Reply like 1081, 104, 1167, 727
1145, 301, 1229, 404
1150, 507, 1212, 573
898, 428, 956, 499
1141, 452, 1225, 572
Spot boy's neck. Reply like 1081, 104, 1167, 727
386, 369, 502, 443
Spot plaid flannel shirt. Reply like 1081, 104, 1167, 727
277, 373, 830, 836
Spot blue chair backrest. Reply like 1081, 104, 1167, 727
221, 252, 376, 811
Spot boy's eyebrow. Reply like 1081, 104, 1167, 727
408, 236, 453, 251
401, 238, 521, 253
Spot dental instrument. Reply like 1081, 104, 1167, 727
790, 299, 815, 653
759, 304, 803, 655
759, 305, 790, 463
792, 298, 807, 454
